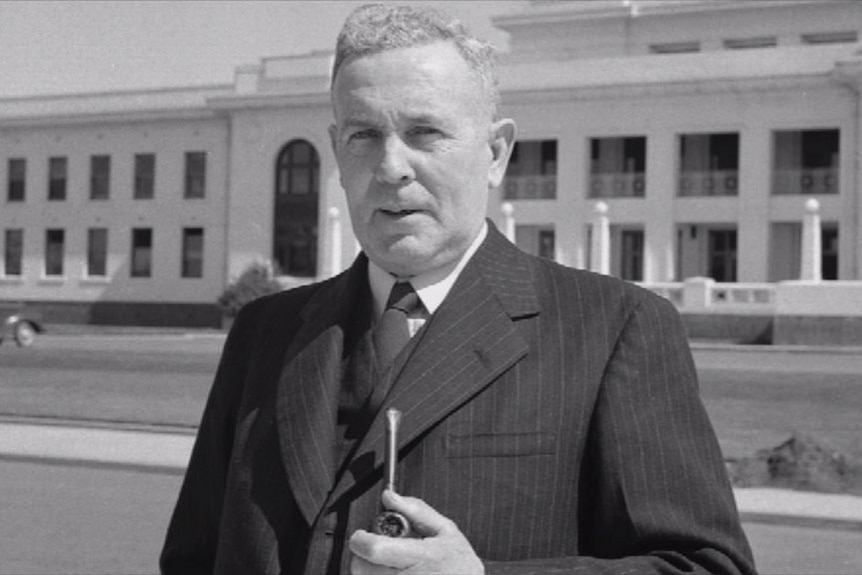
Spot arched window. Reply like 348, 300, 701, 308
274, 140, 319, 277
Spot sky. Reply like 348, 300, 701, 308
0, 0, 526, 99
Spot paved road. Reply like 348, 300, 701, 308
2, 334, 861, 573
691, 344, 862, 375
1, 458, 180, 575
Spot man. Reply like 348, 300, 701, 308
161, 4, 757, 574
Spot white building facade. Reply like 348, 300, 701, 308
2, 0, 862, 326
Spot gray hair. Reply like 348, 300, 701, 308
331, 3, 500, 119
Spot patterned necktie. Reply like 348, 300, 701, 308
373, 281, 421, 370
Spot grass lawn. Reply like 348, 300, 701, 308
0, 341, 215, 428
699, 368, 862, 462
1, 337, 860, 468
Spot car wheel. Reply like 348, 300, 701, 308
14, 321, 37, 347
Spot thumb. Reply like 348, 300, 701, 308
381, 490, 454, 537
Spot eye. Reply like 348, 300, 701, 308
409, 126, 440, 137
343, 129, 380, 155
346, 129, 379, 143
407, 126, 443, 145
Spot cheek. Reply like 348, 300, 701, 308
339, 162, 373, 203
440, 154, 491, 209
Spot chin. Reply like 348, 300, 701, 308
377, 252, 433, 277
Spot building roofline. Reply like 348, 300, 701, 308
0, 82, 233, 105
492, 0, 851, 29
0, 107, 222, 129
2, 18, 860, 125
499, 43, 859, 92
0, 83, 234, 126
502, 74, 841, 107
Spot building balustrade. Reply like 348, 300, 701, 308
678, 169, 738, 197
640, 277, 776, 314
589, 172, 645, 198
772, 167, 839, 195
710, 283, 774, 306
503, 174, 557, 200
642, 283, 685, 307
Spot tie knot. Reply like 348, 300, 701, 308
386, 282, 420, 314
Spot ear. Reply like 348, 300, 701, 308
487, 118, 517, 189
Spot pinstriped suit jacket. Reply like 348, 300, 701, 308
161, 223, 756, 575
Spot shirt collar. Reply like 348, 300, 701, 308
367, 221, 488, 320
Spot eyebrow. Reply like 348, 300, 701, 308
339, 111, 451, 130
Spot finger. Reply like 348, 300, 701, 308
349, 553, 400, 575
381, 490, 455, 537
349, 529, 427, 570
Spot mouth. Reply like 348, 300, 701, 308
379, 208, 422, 217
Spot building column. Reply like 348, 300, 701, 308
501, 202, 516, 243
800, 198, 822, 281
328, 207, 342, 277
590, 201, 610, 274
833, 55, 862, 280
642, 129, 676, 282
737, 127, 772, 282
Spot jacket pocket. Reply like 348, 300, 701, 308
443, 432, 557, 458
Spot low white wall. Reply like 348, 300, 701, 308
775, 281, 862, 317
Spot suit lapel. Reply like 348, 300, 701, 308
328, 225, 540, 505
275, 256, 369, 526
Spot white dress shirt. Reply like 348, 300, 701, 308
367, 222, 488, 337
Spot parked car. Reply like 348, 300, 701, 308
0, 302, 44, 347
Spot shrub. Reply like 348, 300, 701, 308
217, 261, 282, 318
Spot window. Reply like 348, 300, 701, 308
802, 31, 857, 45
708, 229, 737, 282
515, 225, 555, 260
590, 136, 646, 198
538, 229, 555, 260
769, 222, 840, 281
48, 157, 67, 200
87, 228, 108, 277
45, 228, 65, 277
88, 155, 110, 200
649, 41, 700, 54
723, 36, 777, 50
679, 133, 739, 197
184, 151, 206, 198
822, 225, 839, 281
274, 140, 319, 277
134, 153, 155, 199
773, 129, 839, 195
131, 228, 152, 278
277, 141, 317, 196
181, 227, 204, 278
620, 229, 644, 282
504, 140, 557, 200
7, 158, 26, 202
3, 229, 23, 276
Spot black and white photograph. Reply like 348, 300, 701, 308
1, 1, 861, 573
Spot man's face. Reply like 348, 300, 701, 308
330, 41, 514, 278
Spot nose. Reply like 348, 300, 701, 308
374, 135, 415, 185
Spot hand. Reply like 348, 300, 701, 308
349, 490, 484, 575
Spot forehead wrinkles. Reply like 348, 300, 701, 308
338, 86, 456, 128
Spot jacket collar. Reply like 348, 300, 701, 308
274, 255, 369, 526
275, 222, 540, 526
325, 222, 540, 511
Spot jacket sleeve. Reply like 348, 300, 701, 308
159, 303, 257, 575
485, 292, 757, 575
